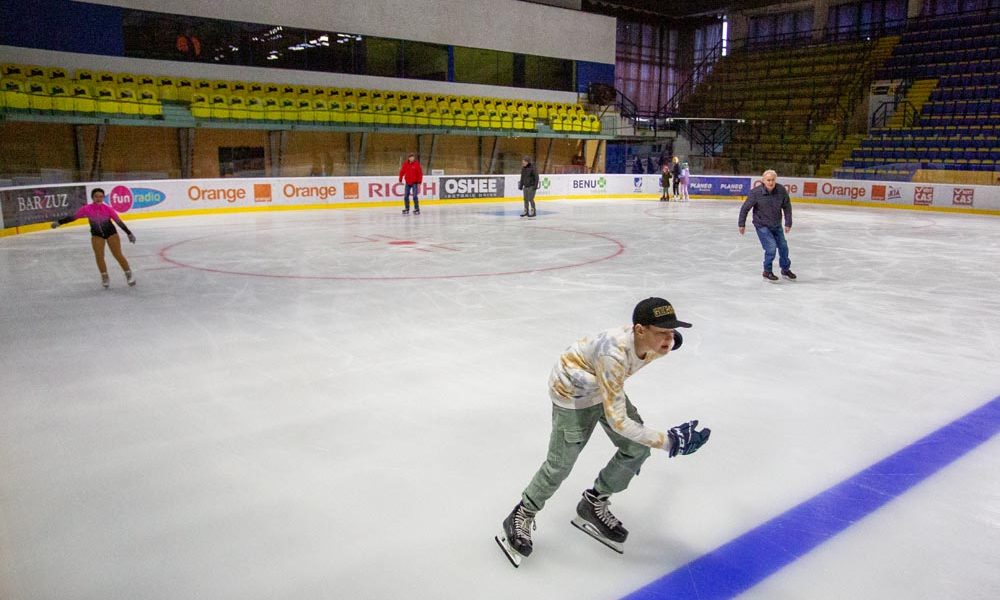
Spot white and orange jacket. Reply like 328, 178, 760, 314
548, 325, 671, 451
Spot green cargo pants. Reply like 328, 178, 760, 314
522, 396, 652, 512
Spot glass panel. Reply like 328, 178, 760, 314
401, 41, 448, 81
524, 55, 573, 91
365, 37, 399, 78
454, 47, 514, 86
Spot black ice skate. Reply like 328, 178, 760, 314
571, 489, 627, 554
496, 501, 536, 568
781, 269, 797, 280
402, 208, 410, 215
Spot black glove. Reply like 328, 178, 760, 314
667, 420, 710, 458
127, 233, 136, 244
672, 331, 683, 351
51, 220, 60, 229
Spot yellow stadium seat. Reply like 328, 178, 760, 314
189, 92, 210, 119
71, 83, 95, 113
95, 85, 118, 114
25, 65, 46, 80
386, 103, 402, 125
358, 102, 375, 124
228, 94, 248, 119
137, 74, 155, 88
139, 88, 162, 117
194, 79, 213, 93
372, 102, 389, 125
210, 93, 230, 118
246, 96, 265, 120
427, 106, 441, 127
399, 103, 414, 126
156, 76, 177, 101
439, 107, 454, 127
297, 98, 314, 121
75, 69, 95, 84
312, 98, 329, 123
263, 97, 281, 121
280, 97, 298, 121
213, 80, 231, 93
175, 78, 194, 102
49, 82, 73, 112
2, 63, 26, 79
47, 67, 69, 81
343, 100, 359, 123
329, 100, 345, 123
248, 82, 264, 95
413, 105, 428, 127
27, 81, 52, 111
117, 87, 139, 115
116, 72, 137, 87
1, 78, 29, 110
231, 81, 247, 94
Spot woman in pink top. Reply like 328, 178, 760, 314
51, 187, 136, 288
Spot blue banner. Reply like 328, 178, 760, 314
688, 176, 752, 197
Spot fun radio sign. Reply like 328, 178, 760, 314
108, 185, 166, 212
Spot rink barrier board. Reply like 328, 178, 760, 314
3, 174, 998, 236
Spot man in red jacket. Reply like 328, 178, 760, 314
398, 153, 424, 215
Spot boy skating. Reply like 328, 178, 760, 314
496, 298, 711, 567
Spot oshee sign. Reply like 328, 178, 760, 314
440, 176, 505, 199
0, 185, 88, 227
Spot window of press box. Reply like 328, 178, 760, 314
401, 41, 449, 81
524, 55, 574, 91
454, 47, 515, 87
121, 8, 573, 90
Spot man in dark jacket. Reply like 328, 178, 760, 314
670, 156, 682, 198
518, 156, 539, 218
738, 169, 797, 281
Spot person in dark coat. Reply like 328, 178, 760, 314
671, 156, 681, 198
659, 164, 672, 201
519, 156, 539, 218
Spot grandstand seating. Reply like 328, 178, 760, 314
680, 37, 896, 175
833, 11, 1000, 179
0, 62, 603, 135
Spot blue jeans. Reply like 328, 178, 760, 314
755, 225, 791, 272
404, 183, 419, 210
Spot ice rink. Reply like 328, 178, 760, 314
2, 197, 998, 600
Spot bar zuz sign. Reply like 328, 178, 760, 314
439, 176, 505, 199
1, 185, 88, 228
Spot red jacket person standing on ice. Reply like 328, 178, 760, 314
398, 153, 424, 215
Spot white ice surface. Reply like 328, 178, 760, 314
1, 199, 998, 600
